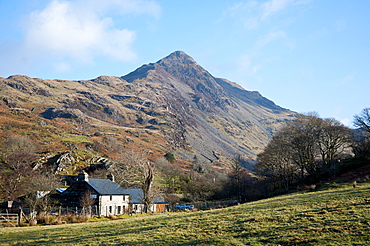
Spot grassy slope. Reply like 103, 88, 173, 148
1, 183, 369, 245
0, 108, 171, 170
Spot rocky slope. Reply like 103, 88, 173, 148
0, 51, 295, 170
121, 51, 295, 166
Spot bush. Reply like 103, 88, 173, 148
79, 215, 89, 222
62, 214, 89, 223
29, 219, 37, 226
108, 215, 118, 220
164, 152, 176, 163
37, 214, 52, 225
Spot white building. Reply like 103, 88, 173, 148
60, 171, 168, 216
60, 171, 130, 216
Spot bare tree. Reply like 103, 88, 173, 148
229, 156, 244, 202
256, 132, 297, 191
109, 150, 154, 213
0, 153, 37, 201
89, 168, 109, 179
351, 130, 370, 158
155, 157, 184, 194
182, 172, 215, 202
23, 171, 62, 220
1, 135, 38, 156
104, 137, 124, 153
256, 113, 353, 190
354, 108, 370, 134
163, 194, 180, 211
318, 118, 352, 168
80, 190, 96, 216
286, 114, 323, 177
352, 108, 370, 159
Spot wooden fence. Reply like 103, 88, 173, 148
0, 213, 19, 227
54, 206, 99, 216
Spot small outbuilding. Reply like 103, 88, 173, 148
123, 188, 168, 213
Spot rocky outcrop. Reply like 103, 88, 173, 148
41, 108, 83, 119
41, 151, 116, 174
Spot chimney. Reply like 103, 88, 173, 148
7, 201, 13, 209
107, 173, 115, 182
78, 170, 89, 182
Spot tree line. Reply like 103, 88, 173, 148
255, 108, 370, 192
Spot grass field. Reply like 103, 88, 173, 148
1, 183, 369, 245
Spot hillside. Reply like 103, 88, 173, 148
1, 182, 369, 245
0, 51, 295, 171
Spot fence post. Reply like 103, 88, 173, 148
18, 208, 22, 226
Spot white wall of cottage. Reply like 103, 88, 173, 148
98, 194, 130, 216
132, 203, 157, 213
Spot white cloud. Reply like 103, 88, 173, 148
227, 0, 309, 29
256, 30, 296, 51
227, 1, 260, 30
261, 0, 294, 20
255, 30, 287, 48
83, 0, 161, 19
19, 0, 161, 69
339, 118, 351, 127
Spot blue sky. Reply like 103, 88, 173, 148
0, 0, 369, 127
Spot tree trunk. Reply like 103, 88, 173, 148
143, 162, 154, 213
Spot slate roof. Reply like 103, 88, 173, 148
87, 178, 129, 195
122, 188, 167, 204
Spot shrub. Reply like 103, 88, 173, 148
164, 152, 176, 163
37, 214, 56, 225
109, 215, 118, 220
29, 219, 37, 226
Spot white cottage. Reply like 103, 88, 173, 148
60, 171, 130, 216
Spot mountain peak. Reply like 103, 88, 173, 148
166, 50, 191, 59
121, 51, 196, 82
169, 50, 187, 56
157, 50, 197, 67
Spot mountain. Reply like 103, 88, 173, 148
0, 51, 295, 170
122, 51, 295, 166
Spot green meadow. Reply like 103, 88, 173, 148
1, 183, 369, 245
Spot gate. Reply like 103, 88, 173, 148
0, 213, 19, 227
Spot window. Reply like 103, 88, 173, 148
109, 206, 112, 213
117, 206, 121, 214
110, 195, 112, 201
